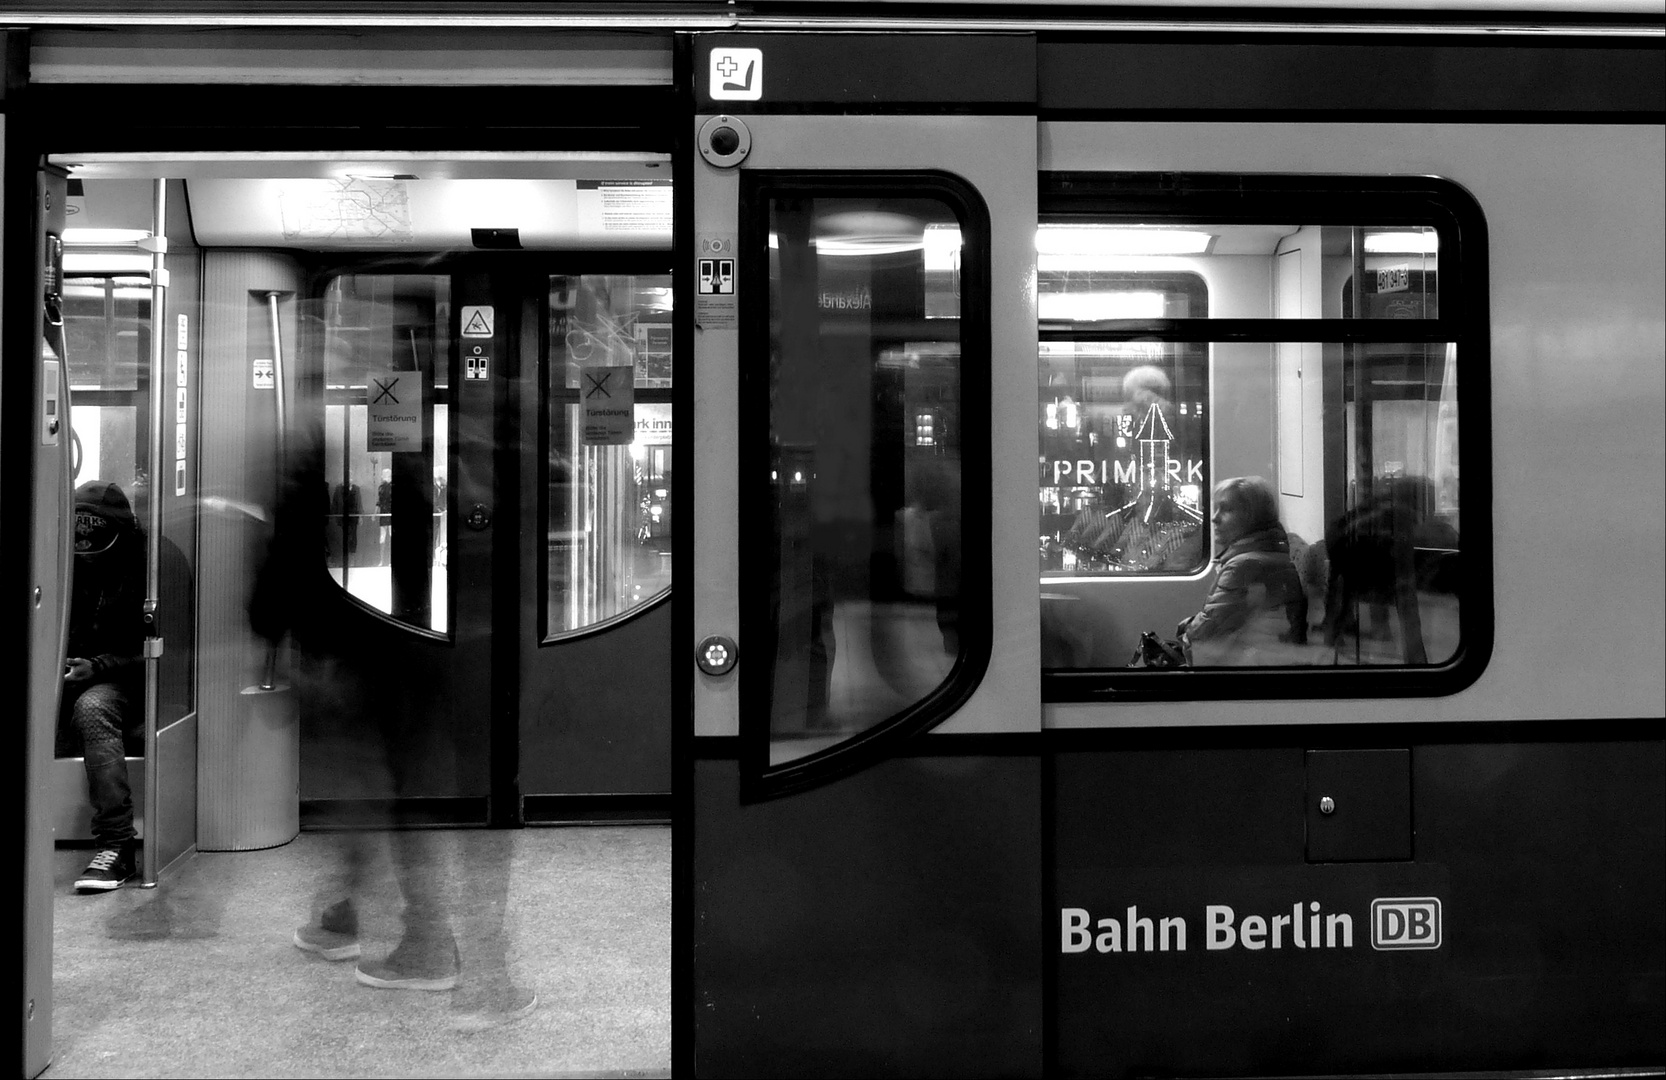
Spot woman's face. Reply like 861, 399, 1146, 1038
1212, 494, 1250, 548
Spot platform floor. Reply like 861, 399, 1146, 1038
44, 827, 670, 1079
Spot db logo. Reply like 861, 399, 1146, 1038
1371, 897, 1442, 950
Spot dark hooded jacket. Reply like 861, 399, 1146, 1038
68, 481, 146, 684
1180, 522, 1309, 666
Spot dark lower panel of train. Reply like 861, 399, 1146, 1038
1054, 739, 1666, 1076
695, 739, 1664, 1077
693, 752, 1046, 1078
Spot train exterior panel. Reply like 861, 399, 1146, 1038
2, 5, 1661, 1078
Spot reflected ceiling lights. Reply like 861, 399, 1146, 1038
1036, 226, 1214, 256
1363, 231, 1440, 255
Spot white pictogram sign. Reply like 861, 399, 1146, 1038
698, 258, 735, 295
252, 358, 274, 390
710, 48, 763, 101
460, 305, 495, 338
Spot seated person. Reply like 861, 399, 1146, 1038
61, 480, 146, 892
1177, 476, 1309, 666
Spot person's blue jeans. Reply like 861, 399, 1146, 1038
65, 679, 140, 850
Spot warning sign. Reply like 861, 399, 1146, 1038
252, 358, 274, 390
366, 371, 423, 452
460, 305, 494, 338
581, 365, 634, 445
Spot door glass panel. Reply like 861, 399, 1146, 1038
763, 195, 965, 766
546, 275, 674, 636
321, 273, 448, 634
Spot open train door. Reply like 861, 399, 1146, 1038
8, 122, 71, 1080
685, 34, 1043, 1076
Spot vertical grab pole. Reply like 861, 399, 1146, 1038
140, 179, 168, 887
261, 290, 288, 690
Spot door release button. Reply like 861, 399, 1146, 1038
465, 503, 492, 531
696, 635, 738, 676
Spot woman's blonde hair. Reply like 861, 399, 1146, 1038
1213, 475, 1280, 534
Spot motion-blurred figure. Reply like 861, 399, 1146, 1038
1325, 475, 1450, 665
253, 454, 535, 1031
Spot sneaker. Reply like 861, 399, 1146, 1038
356, 938, 459, 992
450, 986, 538, 1032
294, 900, 361, 961
75, 847, 134, 892
294, 925, 362, 961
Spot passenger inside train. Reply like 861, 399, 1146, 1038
1176, 474, 1309, 667
62, 479, 146, 892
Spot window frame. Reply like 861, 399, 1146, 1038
1040, 173, 1492, 702
738, 169, 994, 799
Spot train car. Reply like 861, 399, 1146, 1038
3, 3, 1661, 1077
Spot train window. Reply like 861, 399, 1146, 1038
1040, 180, 1487, 698
745, 175, 990, 779
545, 274, 674, 637
321, 273, 449, 634
62, 270, 151, 499
62, 276, 150, 392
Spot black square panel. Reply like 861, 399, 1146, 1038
1306, 748, 1413, 862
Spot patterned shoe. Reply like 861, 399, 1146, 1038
75, 847, 134, 892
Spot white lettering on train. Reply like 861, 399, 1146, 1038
1062, 902, 1358, 954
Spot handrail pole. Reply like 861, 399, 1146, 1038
140, 179, 167, 887
260, 291, 288, 691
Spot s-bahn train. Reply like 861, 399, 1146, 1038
3, 2, 1662, 1077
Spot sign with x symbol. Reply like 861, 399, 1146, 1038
581, 365, 634, 446
366, 370, 423, 452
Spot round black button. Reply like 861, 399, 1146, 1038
710, 126, 742, 156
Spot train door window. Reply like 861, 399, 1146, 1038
546, 273, 674, 636
744, 175, 992, 776
1040, 179, 1487, 698
321, 273, 449, 634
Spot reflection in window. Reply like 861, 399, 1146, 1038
547, 275, 673, 636
763, 196, 965, 764
63, 277, 151, 392
1038, 217, 1462, 672
321, 274, 448, 633
68, 404, 140, 495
